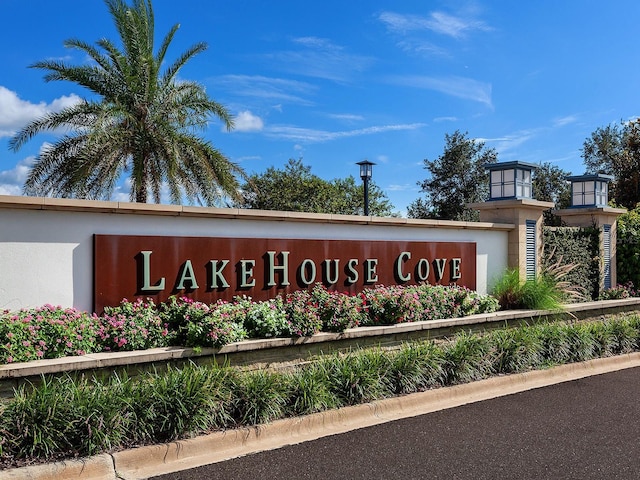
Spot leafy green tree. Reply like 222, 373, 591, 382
9, 0, 244, 205
408, 130, 497, 221
615, 205, 640, 288
582, 119, 640, 209
236, 159, 395, 216
532, 162, 571, 225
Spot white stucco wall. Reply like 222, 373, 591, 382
0, 196, 512, 312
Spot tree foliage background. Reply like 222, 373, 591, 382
407, 130, 497, 221
532, 162, 572, 225
235, 159, 395, 216
582, 119, 640, 209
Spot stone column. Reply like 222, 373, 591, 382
469, 199, 555, 281
554, 206, 626, 290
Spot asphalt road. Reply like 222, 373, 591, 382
152, 367, 640, 480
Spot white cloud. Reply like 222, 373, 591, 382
264, 37, 375, 83
379, 11, 491, 39
327, 113, 365, 122
265, 123, 426, 143
0, 86, 81, 138
386, 183, 415, 192
397, 40, 449, 58
0, 156, 35, 195
387, 75, 492, 107
480, 130, 539, 154
232, 111, 264, 132
434, 116, 458, 122
214, 75, 317, 106
553, 115, 579, 127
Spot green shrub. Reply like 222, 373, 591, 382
361, 285, 423, 325
617, 206, 640, 288
543, 226, 600, 300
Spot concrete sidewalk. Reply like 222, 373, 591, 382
4, 352, 640, 480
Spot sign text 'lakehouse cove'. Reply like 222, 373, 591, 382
94, 235, 476, 312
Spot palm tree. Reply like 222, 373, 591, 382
10, 0, 244, 205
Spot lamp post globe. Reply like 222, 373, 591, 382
356, 160, 375, 216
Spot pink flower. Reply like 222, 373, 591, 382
6, 356, 13, 363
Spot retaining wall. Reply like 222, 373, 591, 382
0, 195, 513, 312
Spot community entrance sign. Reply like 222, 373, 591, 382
94, 235, 476, 312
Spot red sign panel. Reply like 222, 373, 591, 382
94, 235, 476, 312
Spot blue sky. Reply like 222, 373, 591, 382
1, 1, 639, 214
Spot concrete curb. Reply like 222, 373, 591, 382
4, 353, 640, 480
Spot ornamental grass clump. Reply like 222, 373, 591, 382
532, 322, 573, 366
285, 365, 339, 415
441, 331, 494, 384
388, 341, 446, 394
315, 349, 394, 406
487, 326, 544, 374
491, 269, 564, 311
231, 369, 289, 425
1, 373, 130, 460
0, 306, 99, 363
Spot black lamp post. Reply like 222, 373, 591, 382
356, 159, 375, 216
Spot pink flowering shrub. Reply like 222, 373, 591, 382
598, 282, 639, 300
0, 305, 98, 363
311, 284, 365, 332
160, 296, 247, 348
283, 290, 322, 337
98, 298, 174, 351
361, 285, 424, 326
241, 296, 291, 338
410, 285, 499, 320
0, 285, 499, 364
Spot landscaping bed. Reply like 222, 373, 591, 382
2, 304, 640, 469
